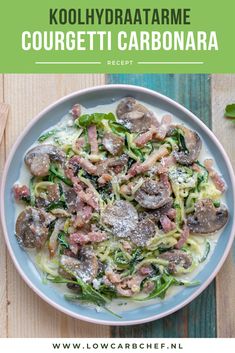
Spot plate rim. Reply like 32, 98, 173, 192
1, 83, 235, 326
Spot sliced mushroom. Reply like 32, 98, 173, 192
35, 183, 60, 208
116, 97, 158, 133
64, 187, 78, 213
102, 200, 138, 238
96, 154, 128, 176
187, 199, 228, 234
173, 126, 202, 165
134, 179, 171, 209
59, 246, 98, 283
139, 199, 173, 224
159, 250, 192, 274
15, 207, 55, 248
25, 144, 66, 177
102, 132, 124, 156
131, 218, 156, 247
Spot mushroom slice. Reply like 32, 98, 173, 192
187, 198, 228, 234
134, 179, 171, 210
59, 246, 98, 283
64, 187, 78, 213
116, 97, 158, 133
131, 219, 156, 247
35, 183, 60, 208
173, 126, 202, 165
15, 207, 55, 248
159, 250, 192, 274
96, 154, 128, 176
101, 200, 138, 238
139, 199, 174, 224
102, 132, 124, 156
25, 144, 66, 177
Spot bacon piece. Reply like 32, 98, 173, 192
75, 137, 85, 151
125, 162, 141, 179
192, 163, 201, 173
139, 266, 153, 276
88, 125, 98, 154
134, 125, 158, 147
70, 230, 107, 245
175, 224, 190, 249
125, 147, 169, 180
13, 184, 30, 201
65, 164, 99, 210
105, 271, 122, 284
121, 240, 133, 252
166, 208, 177, 220
116, 285, 133, 297
77, 189, 99, 210
95, 154, 128, 176
158, 155, 176, 174
143, 281, 155, 294
159, 172, 172, 193
154, 114, 172, 140
69, 155, 97, 175
204, 159, 226, 193
98, 174, 112, 185
73, 205, 93, 228
116, 274, 146, 296
136, 146, 169, 174
70, 104, 81, 119
120, 183, 132, 195
160, 215, 176, 233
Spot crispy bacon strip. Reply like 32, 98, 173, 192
125, 146, 169, 180
70, 230, 107, 245
13, 184, 30, 201
154, 114, 172, 140
69, 155, 97, 175
204, 159, 226, 193
88, 125, 99, 154
98, 174, 112, 185
77, 189, 99, 210
160, 215, 176, 233
134, 125, 157, 147
175, 224, 190, 249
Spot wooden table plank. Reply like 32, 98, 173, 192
0, 74, 7, 338
3, 74, 110, 338
211, 74, 235, 338
108, 74, 216, 338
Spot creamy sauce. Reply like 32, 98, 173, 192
14, 99, 226, 315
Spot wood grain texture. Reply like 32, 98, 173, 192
0, 103, 9, 144
212, 74, 235, 338
3, 74, 110, 338
108, 74, 216, 338
0, 74, 7, 338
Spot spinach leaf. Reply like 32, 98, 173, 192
38, 129, 57, 142
58, 231, 69, 249
199, 241, 210, 263
49, 165, 73, 186
76, 112, 115, 127
29, 177, 36, 206
224, 103, 235, 118
46, 200, 67, 212
170, 128, 188, 152
109, 121, 130, 135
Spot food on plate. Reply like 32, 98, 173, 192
13, 97, 228, 315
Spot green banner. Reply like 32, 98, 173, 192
0, 0, 234, 73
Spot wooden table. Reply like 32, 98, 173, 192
0, 74, 234, 338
